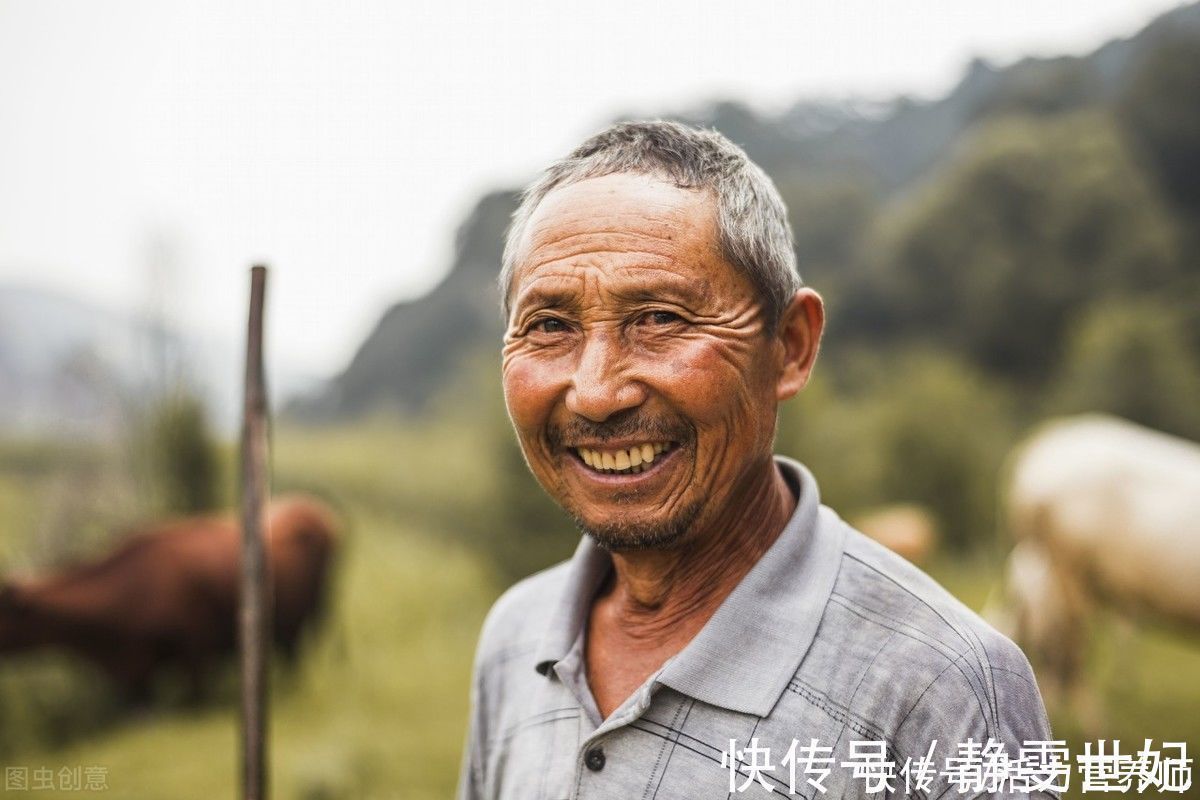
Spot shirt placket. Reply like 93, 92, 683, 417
552, 630, 671, 799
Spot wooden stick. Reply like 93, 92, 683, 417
239, 264, 271, 800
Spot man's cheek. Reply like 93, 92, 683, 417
502, 359, 553, 428
667, 343, 755, 415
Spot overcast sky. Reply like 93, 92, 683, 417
0, 0, 1186, 378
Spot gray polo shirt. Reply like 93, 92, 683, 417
458, 455, 1059, 799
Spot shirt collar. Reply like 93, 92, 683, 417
532, 455, 846, 718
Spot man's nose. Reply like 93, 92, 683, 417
564, 329, 647, 422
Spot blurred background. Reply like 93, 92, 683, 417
1, 1, 1199, 797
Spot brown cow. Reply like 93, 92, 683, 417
0, 494, 340, 705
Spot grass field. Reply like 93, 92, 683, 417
1, 427, 1197, 798
2, 508, 495, 800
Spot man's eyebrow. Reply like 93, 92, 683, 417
609, 276, 706, 305
511, 284, 580, 313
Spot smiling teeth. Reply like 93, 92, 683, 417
576, 442, 674, 474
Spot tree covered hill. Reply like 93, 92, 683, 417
288, 2, 1200, 428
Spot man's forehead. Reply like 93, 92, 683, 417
519, 174, 719, 258
531, 172, 709, 216
508, 173, 733, 308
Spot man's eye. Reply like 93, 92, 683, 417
642, 310, 682, 325
532, 317, 569, 334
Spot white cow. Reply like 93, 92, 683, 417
995, 414, 1200, 718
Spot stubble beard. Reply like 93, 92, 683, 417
566, 496, 706, 552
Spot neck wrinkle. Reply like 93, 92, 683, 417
601, 458, 796, 642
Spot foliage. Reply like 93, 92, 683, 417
774, 170, 878, 316
779, 348, 1016, 551
1117, 25, 1200, 210
862, 112, 1180, 381
0, 440, 143, 573
136, 391, 220, 516
1048, 298, 1200, 441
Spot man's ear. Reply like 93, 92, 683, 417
774, 288, 825, 401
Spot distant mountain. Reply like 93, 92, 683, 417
287, 191, 516, 420
0, 283, 317, 439
287, 1, 1200, 422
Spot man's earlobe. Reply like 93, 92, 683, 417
775, 288, 825, 401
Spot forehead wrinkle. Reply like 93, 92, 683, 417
519, 261, 704, 302
532, 215, 686, 247
514, 249, 676, 304
510, 271, 590, 314
525, 230, 686, 271
523, 202, 714, 259
603, 268, 711, 306
528, 195, 705, 237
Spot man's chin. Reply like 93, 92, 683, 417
570, 501, 703, 552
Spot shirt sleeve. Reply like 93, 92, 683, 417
894, 647, 1061, 800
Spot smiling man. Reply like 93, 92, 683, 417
458, 122, 1058, 800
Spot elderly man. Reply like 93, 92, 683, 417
458, 121, 1057, 799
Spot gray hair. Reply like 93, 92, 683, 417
500, 120, 802, 330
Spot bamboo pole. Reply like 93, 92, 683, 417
239, 264, 271, 800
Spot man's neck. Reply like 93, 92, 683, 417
596, 458, 797, 644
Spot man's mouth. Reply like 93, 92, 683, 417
572, 442, 676, 475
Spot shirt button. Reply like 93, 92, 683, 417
584, 747, 606, 772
